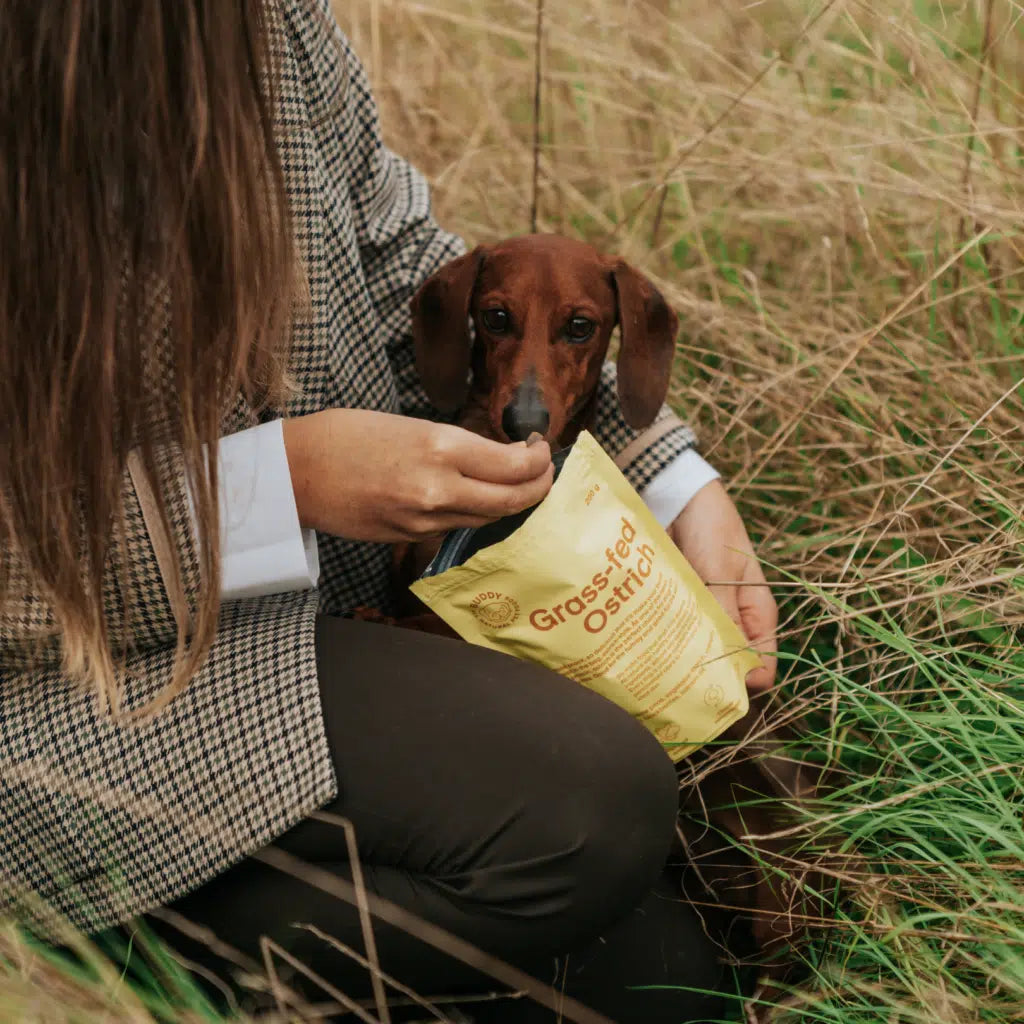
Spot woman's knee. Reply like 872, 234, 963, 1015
313, 619, 678, 946
446, 682, 679, 948
550, 691, 679, 927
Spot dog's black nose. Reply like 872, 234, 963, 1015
501, 373, 549, 441
502, 404, 549, 442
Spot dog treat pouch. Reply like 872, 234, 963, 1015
410, 431, 759, 760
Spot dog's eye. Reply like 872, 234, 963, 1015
482, 308, 511, 334
565, 316, 595, 343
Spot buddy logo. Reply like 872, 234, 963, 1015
703, 684, 725, 708
469, 591, 520, 629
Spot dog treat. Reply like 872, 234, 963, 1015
411, 431, 760, 760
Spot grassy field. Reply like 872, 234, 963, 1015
3, 0, 1022, 1020
349, 1, 1023, 1017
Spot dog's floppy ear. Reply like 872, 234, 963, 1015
411, 247, 486, 413
611, 262, 679, 428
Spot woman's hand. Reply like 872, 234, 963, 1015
667, 480, 778, 691
282, 409, 553, 543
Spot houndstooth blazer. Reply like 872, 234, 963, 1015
0, 0, 698, 938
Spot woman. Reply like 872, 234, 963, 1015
0, 1, 777, 1020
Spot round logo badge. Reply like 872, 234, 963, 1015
470, 593, 520, 629
704, 684, 725, 708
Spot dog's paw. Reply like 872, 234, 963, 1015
350, 605, 397, 626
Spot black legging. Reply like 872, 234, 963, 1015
136, 615, 756, 1022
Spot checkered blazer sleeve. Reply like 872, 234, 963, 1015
317, 15, 465, 421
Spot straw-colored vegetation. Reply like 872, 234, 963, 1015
3, 0, 1022, 1020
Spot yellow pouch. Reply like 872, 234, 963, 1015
411, 431, 759, 760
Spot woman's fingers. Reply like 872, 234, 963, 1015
443, 428, 553, 485
738, 562, 779, 691
445, 462, 556, 521
707, 574, 777, 692
707, 582, 743, 635
283, 410, 554, 544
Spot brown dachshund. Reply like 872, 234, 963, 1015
374, 234, 830, 1003
411, 233, 677, 447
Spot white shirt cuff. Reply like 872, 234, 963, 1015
187, 420, 320, 601
640, 448, 721, 529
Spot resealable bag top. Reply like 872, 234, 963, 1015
411, 431, 759, 760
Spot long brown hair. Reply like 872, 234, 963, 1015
0, 1, 297, 714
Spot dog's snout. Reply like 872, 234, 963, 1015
501, 373, 549, 441
502, 404, 549, 442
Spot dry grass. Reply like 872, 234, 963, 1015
3, 0, 1022, 1020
